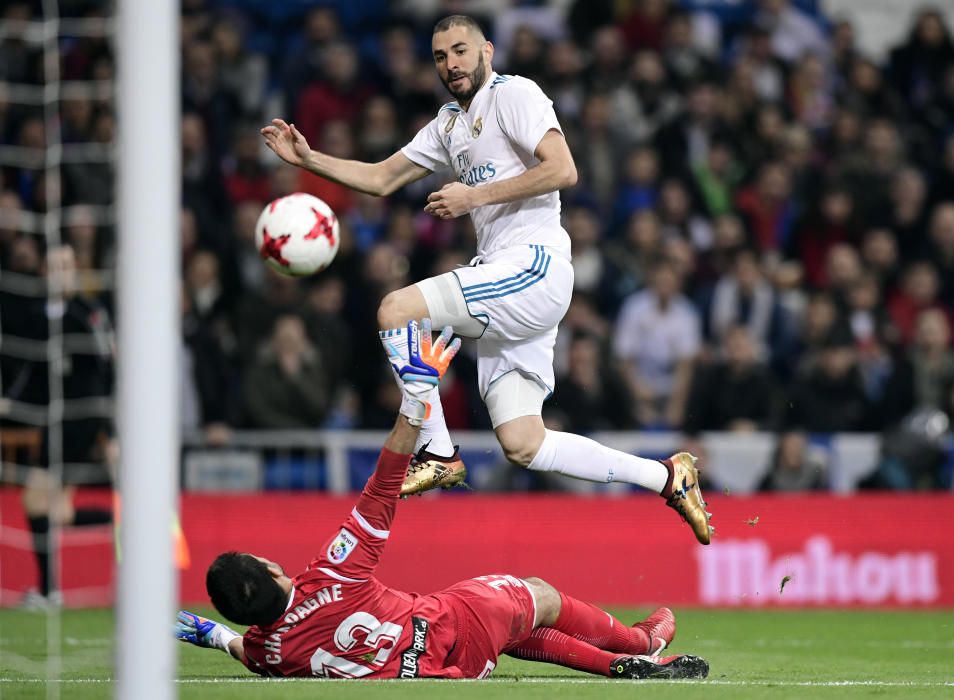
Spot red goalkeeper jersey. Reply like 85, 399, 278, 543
240, 449, 467, 679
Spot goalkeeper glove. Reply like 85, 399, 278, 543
384, 318, 460, 425
175, 610, 240, 654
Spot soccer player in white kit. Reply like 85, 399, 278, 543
261, 15, 712, 544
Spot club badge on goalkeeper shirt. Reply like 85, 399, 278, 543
327, 528, 358, 564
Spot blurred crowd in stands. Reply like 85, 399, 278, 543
3, 0, 954, 490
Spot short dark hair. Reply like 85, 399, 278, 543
206, 552, 287, 627
433, 14, 485, 40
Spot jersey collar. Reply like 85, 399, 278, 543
462, 70, 496, 113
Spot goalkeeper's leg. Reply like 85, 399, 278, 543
511, 578, 702, 678
507, 627, 620, 676
507, 627, 709, 679
522, 577, 656, 654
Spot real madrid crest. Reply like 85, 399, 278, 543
472, 117, 483, 138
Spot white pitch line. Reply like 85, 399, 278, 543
691, 637, 954, 650
5, 638, 951, 649
1, 679, 953, 687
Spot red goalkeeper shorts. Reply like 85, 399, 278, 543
432, 574, 536, 678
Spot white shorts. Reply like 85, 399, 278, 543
416, 244, 573, 400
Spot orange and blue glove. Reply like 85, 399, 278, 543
384, 318, 460, 425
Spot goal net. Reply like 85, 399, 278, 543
1, 1, 118, 697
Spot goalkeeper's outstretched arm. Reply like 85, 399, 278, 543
261, 118, 431, 197
356, 320, 461, 517
226, 636, 245, 663
175, 611, 246, 665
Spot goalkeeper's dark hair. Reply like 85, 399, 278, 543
206, 552, 287, 627
433, 14, 486, 41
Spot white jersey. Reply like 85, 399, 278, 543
401, 72, 571, 260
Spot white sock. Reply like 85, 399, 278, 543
415, 393, 455, 458
379, 326, 408, 362
527, 429, 668, 493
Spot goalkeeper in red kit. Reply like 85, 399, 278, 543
175, 320, 709, 680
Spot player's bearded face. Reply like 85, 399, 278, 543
441, 50, 487, 102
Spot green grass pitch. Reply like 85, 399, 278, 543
1, 608, 953, 699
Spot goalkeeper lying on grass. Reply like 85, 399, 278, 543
176, 320, 709, 680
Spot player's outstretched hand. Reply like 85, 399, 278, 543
386, 319, 461, 424
175, 610, 240, 653
260, 118, 311, 168
417, 318, 461, 379
387, 318, 460, 385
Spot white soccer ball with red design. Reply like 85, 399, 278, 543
254, 193, 340, 276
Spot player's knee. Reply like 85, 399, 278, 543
499, 437, 538, 467
22, 478, 72, 524
22, 470, 54, 516
22, 485, 48, 517
496, 421, 545, 468
377, 291, 406, 330
524, 577, 561, 627
377, 287, 429, 330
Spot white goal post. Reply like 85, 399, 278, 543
115, 0, 179, 698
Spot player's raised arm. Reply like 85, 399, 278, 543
260, 118, 431, 197
318, 320, 459, 581
363, 319, 461, 505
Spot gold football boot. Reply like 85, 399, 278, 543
400, 446, 468, 497
662, 452, 713, 545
